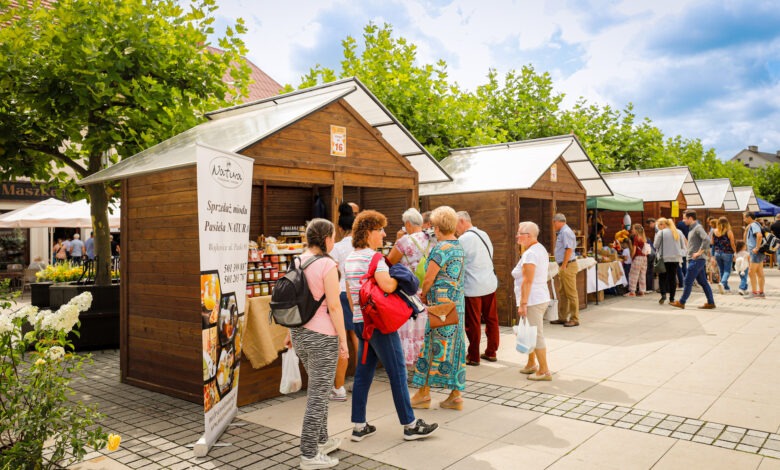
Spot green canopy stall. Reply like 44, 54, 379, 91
587, 193, 644, 303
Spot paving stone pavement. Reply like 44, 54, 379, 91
61, 268, 780, 469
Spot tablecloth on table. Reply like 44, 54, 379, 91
242, 295, 289, 369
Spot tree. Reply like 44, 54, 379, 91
0, 0, 250, 284
753, 164, 780, 205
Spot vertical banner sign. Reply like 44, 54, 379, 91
671, 200, 679, 218
550, 163, 558, 182
194, 144, 253, 457
330, 125, 347, 157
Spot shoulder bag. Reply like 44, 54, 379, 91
654, 236, 666, 274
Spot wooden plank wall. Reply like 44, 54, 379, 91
726, 212, 745, 241
422, 191, 515, 325
362, 187, 412, 234
124, 165, 201, 403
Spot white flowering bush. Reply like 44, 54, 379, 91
0, 282, 117, 468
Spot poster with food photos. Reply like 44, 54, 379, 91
194, 144, 253, 457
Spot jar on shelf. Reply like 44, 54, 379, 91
246, 286, 253, 298
263, 269, 271, 281
253, 284, 261, 296
260, 282, 269, 296
247, 270, 255, 283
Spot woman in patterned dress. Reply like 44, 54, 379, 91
410, 206, 467, 411
387, 208, 432, 369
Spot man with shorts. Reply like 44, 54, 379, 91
743, 212, 765, 298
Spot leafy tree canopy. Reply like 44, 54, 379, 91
0, 0, 251, 284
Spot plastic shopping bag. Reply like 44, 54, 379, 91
513, 317, 537, 354
279, 348, 302, 394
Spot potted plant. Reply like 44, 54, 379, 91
0, 280, 121, 468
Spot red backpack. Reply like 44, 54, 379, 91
359, 252, 413, 363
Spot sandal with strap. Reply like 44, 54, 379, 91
411, 386, 431, 409
439, 393, 463, 411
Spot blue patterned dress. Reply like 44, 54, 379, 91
411, 239, 466, 391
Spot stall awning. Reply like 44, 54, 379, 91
687, 178, 738, 211
757, 198, 780, 217
587, 193, 644, 212
730, 186, 759, 212
601, 167, 703, 206
79, 77, 450, 186
419, 135, 612, 197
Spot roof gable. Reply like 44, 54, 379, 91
688, 178, 738, 210
601, 167, 703, 206
732, 186, 760, 212
419, 135, 611, 197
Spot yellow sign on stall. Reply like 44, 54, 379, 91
671, 201, 679, 217
330, 125, 346, 157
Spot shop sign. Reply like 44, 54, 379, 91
671, 200, 679, 217
194, 144, 253, 457
550, 163, 558, 182
1, 181, 62, 201
330, 125, 347, 157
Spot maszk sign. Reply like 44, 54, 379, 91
193, 144, 253, 457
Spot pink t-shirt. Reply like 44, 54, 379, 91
299, 253, 338, 336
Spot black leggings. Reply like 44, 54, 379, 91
659, 262, 679, 301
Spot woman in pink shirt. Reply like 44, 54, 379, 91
285, 218, 349, 470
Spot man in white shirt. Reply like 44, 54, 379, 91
456, 211, 499, 365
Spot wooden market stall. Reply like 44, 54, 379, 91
726, 186, 759, 241
78, 78, 450, 405
601, 167, 704, 243
687, 178, 739, 229
419, 135, 612, 326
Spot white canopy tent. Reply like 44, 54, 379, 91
419, 135, 612, 197
687, 178, 739, 210
731, 186, 760, 212
0, 198, 120, 263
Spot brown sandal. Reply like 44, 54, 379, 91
439, 392, 463, 411
411, 386, 431, 409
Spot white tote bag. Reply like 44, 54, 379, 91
513, 317, 537, 354
545, 279, 559, 321
279, 347, 302, 394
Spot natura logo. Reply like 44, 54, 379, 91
209, 157, 244, 189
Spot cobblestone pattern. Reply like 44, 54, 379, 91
385, 368, 780, 460
72, 350, 399, 470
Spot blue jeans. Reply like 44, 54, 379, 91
714, 252, 733, 291
351, 322, 415, 426
677, 259, 687, 287
739, 266, 749, 291
679, 258, 715, 305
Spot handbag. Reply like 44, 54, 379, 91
359, 253, 413, 363
427, 302, 457, 328
654, 236, 666, 274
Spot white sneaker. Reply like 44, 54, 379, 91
739, 289, 748, 296
717, 284, 725, 294
318, 437, 341, 455
329, 386, 347, 402
300, 451, 338, 469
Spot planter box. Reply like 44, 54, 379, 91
49, 283, 120, 351
30, 282, 53, 308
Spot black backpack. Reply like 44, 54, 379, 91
759, 229, 778, 254
269, 255, 326, 327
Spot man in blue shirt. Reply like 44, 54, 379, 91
550, 213, 580, 327
670, 210, 715, 309
69, 233, 85, 264
85, 232, 95, 260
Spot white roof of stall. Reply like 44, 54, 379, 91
79, 77, 450, 185
419, 135, 612, 197
688, 179, 739, 210
731, 186, 760, 212
601, 167, 704, 206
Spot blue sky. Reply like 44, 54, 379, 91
209, 0, 780, 161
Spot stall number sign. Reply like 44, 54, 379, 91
331, 125, 347, 157
550, 163, 558, 182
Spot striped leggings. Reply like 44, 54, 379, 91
628, 256, 647, 293
290, 327, 339, 458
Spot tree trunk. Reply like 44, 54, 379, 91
86, 183, 112, 286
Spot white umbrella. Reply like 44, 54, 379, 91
0, 198, 70, 228
32, 199, 121, 228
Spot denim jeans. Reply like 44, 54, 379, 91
679, 258, 715, 305
739, 267, 749, 291
351, 322, 415, 426
714, 252, 733, 291
677, 259, 687, 287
